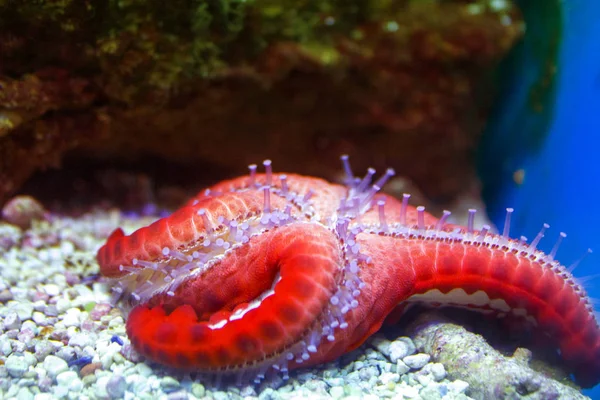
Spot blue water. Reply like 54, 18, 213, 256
479, 0, 600, 396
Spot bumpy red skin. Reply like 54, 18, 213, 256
97, 173, 600, 388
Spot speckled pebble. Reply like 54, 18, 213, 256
403, 353, 430, 370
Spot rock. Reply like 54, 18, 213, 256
396, 360, 410, 375
448, 380, 470, 394
403, 353, 430, 370
407, 312, 589, 400
427, 363, 447, 382
42, 355, 68, 379
160, 376, 181, 393
5, 311, 22, 330
6, 354, 29, 378
370, 334, 392, 357
329, 385, 345, 399
106, 374, 127, 399
191, 382, 205, 398
1, 196, 47, 229
389, 339, 413, 363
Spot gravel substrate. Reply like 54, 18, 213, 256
0, 209, 476, 400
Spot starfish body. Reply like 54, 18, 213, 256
97, 159, 600, 387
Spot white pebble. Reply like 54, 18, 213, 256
329, 386, 345, 399
68, 332, 94, 348
42, 355, 68, 379
62, 308, 82, 327
448, 379, 470, 394
6, 354, 29, 378
42, 284, 61, 297
388, 340, 411, 363
396, 359, 410, 375
379, 372, 399, 385
4, 311, 21, 330
400, 385, 419, 399
56, 370, 80, 389
33, 394, 54, 400
429, 363, 446, 381
403, 353, 430, 370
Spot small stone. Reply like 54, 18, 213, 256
396, 360, 410, 375
90, 303, 112, 321
166, 391, 190, 400
416, 373, 432, 386
34, 341, 54, 361
379, 372, 399, 385
16, 387, 34, 400
428, 363, 446, 381
95, 376, 109, 398
62, 308, 82, 327
106, 375, 127, 399
33, 393, 54, 400
1, 195, 47, 229
56, 371, 78, 385
258, 388, 281, 400
389, 340, 411, 363
80, 362, 102, 377
42, 355, 68, 379
403, 353, 430, 370
42, 284, 61, 297
68, 332, 94, 348
56, 370, 82, 391
160, 376, 181, 393
135, 363, 153, 378
44, 305, 59, 317
82, 374, 97, 386
329, 386, 345, 399
401, 385, 420, 399
191, 382, 205, 398
448, 379, 469, 394
371, 334, 392, 357
4, 311, 21, 330
32, 312, 47, 325
0, 289, 13, 302
1, 339, 13, 356
13, 302, 34, 320
395, 337, 416, 356
6, 354, 29, 378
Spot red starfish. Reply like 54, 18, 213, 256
96, 157, 600, 387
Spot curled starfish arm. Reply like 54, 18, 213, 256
124, 222, 343, 374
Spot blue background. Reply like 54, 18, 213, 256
479, 0, 600, 396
